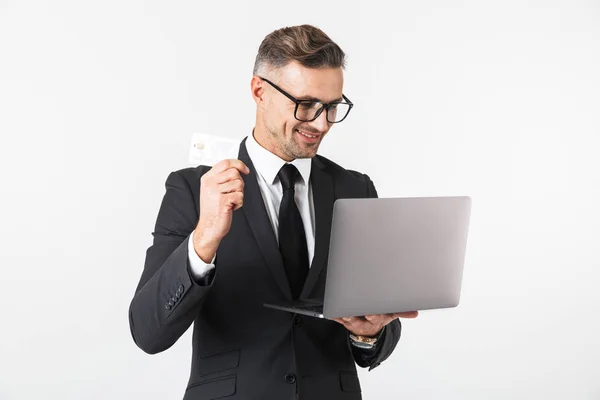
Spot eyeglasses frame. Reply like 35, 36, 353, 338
258, 76, 354, 124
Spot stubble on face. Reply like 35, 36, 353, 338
264, 119, 321, 160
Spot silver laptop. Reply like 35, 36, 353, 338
264, 196, 472, 319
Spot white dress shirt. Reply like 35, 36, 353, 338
188, 133, 316, 279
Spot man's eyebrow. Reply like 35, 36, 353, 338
299, 95, 344, 103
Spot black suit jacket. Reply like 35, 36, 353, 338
129, 138, 402, 399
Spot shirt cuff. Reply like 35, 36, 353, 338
187, 230, 216, 280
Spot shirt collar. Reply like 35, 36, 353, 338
245, 130, 312, 186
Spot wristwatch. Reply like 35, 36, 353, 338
349, 333, 379, 350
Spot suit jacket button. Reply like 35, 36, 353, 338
284, 373, 296, 384
177, 285, 184, 294
293, 316, 302, 328
165, 303, 172, 310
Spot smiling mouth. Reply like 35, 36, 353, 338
295, 129, 319, 139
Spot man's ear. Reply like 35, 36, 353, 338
250, 75, 265, 107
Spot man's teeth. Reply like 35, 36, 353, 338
297, 130, 316, 138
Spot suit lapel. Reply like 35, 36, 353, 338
300, 157, 334, 299
238, 138, 293, 300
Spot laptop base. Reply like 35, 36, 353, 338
264, 299, 325, 318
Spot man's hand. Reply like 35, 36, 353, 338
332, 311, 419, 337
193, 159, 250, 263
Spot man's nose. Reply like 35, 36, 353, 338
310, 107, 331, 132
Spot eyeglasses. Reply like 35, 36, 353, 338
259, 76, 354, 124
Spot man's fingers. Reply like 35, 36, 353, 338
226, 191, 244, 211
214, 167, 244, 184
219, 178, 244, 194
331, 317, 354, 325
210, 159, 250, 176
364, 315, 385, 325
390, 311, 419, 319
334, 312, 419, 328
336, 316, 378, 329
331, 318, 349, 326
334, 315, 384, 325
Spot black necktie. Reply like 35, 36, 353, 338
278, 164, 309, 299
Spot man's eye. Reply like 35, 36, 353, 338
298, 102, 318, 110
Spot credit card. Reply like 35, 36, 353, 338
188, 133, 241, 167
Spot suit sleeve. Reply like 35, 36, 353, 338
350, 174, 403, 371
128, 170, 215, 354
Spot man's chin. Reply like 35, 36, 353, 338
288, 139, 319, 158
299, 143, 320, 157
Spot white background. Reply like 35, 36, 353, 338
1, 1, 599, 399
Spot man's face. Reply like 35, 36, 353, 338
258, 61, 344, 161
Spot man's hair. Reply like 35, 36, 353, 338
253, 24, 346, 76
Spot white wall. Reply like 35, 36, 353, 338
1, 1, 598, 399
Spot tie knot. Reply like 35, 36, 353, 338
278, 164, 300, 192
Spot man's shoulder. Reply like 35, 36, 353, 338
313, 154, 376, 197
313, 154, 371, 182
160, 166, 211, 200
170, 164, 212, 182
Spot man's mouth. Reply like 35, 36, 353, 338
295, 129, 319, 140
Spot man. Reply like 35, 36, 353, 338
129, 24, 418, 399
